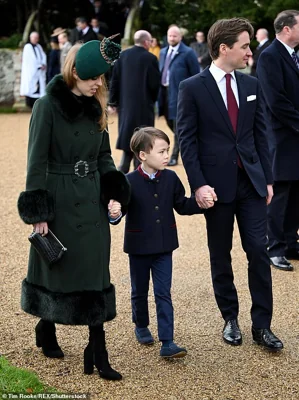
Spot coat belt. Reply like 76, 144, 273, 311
47, 160, 98, 177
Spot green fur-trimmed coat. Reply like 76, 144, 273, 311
18, 75, 130, 326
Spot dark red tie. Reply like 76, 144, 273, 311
225, 74, 242, 168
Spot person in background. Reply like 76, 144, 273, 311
47, 36, 60, 83
17, 38, 130, 381
77, 17, 98, 43
248, 28, 271, 76
257, 10, 299, 271
58, 32, 72, 71
108, 30, 160, 173
159, 25, 199, 166
190, 31, 212, 71
149, 38, 161, 59
20, 31, 47, 109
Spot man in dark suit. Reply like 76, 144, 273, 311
108, 30, 160, 173
76, 17, 98, 43
248, 28, 271, 76
177, 18, 283, 351
257, 10, 299, 271
190, 31, 212, 71
159, 25, 199, 166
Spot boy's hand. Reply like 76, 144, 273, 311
108, 199, 121, 219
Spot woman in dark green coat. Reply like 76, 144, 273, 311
17, 38, 130, 381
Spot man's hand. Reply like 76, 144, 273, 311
33, 221, 48, 235
108, 106, 117, 115
266, 184, 274, 205
108, 199, 121, 219
195, 185, 218, 209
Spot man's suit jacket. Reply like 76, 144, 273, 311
79, 27, 98, 43
158, 42, 199, 120
109, 46, 160, 152
250, 40, 271, 77
177, 68, 273, 203
257, 39, 299, 181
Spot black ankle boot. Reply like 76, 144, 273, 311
84, 325, 122, 380
35, 319, 64, 358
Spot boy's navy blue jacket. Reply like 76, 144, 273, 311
123, 167, 204, 255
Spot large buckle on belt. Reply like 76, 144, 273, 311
74, 160, 89, 177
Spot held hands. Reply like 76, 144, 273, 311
107, 106, 117, 115
108, 199, 121, 219
33, 221, 48, 236
195, 185, 218, 209
266, 184, 273, 205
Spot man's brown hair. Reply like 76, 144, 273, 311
207, 18, 254, 60
274, 10, 299, 34
130, 127, 170, 161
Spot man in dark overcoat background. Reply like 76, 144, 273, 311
257, 10, 299, 271
108, 30, 160, 173
248, 28, 271, 77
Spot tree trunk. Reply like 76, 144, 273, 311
20, 10, 38, 46
122, 0, 139, 47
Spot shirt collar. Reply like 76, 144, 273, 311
137, 165, 161, 180
276, 38, 294, 56
168, 43, 180, 54
258, 38, 268, 47
82, 26, 89, 35
209, 62, 236, 83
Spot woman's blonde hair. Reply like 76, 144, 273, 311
62, 43, 108, 131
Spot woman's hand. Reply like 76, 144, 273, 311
33, 222, 48, 236
108, 200, 121, 219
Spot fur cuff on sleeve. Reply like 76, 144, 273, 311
17, 189, 55, 224
101, 170, 131, 206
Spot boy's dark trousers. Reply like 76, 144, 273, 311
129, 252, 174, 341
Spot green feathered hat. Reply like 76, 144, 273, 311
75, 35, 121, 80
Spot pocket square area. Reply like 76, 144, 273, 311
247, 95, 256, 101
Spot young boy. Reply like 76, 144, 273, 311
110, 127, 214, 358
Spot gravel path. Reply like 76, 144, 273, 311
0, 113, 298, 400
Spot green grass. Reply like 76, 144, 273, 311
0, 356, 58, 394
0, 107, 17, 114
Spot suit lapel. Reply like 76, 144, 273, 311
274, 39, 299, 75
201, 69, 235, 137
235, 72, 247, 135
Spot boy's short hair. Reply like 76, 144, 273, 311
130, 127, 170, 161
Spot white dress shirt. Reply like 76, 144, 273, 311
276, 38, 294, 56
209, 62, 239, 108
164, 43, 180, 86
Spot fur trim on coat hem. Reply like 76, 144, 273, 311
18, 189, 55, 224
21, 279, 116, 325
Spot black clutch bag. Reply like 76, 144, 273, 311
28, 229, 67, 267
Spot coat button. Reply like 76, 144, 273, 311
77, 224, 82, 229
75, 202, 80, 207
95, 222, 100, 228
74, 156, 79, 161
89, 175, 94, 180
155, 206, 159, 211
74, 131, 79, 136
89, 154, 95, 160
154, 194, 158, 198
156, 179, 159, 183
92, 199, 97, 204
156, 219, 161, 224
73, 178, 78, 183
90, 130, 95, 135
233, 160, 237, 164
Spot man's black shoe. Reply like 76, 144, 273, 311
270, 256, 293, 271
252, 327, 283, 352
222, 319, 242, 346
167, 159, 178, 166
285, 248, 299, 260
